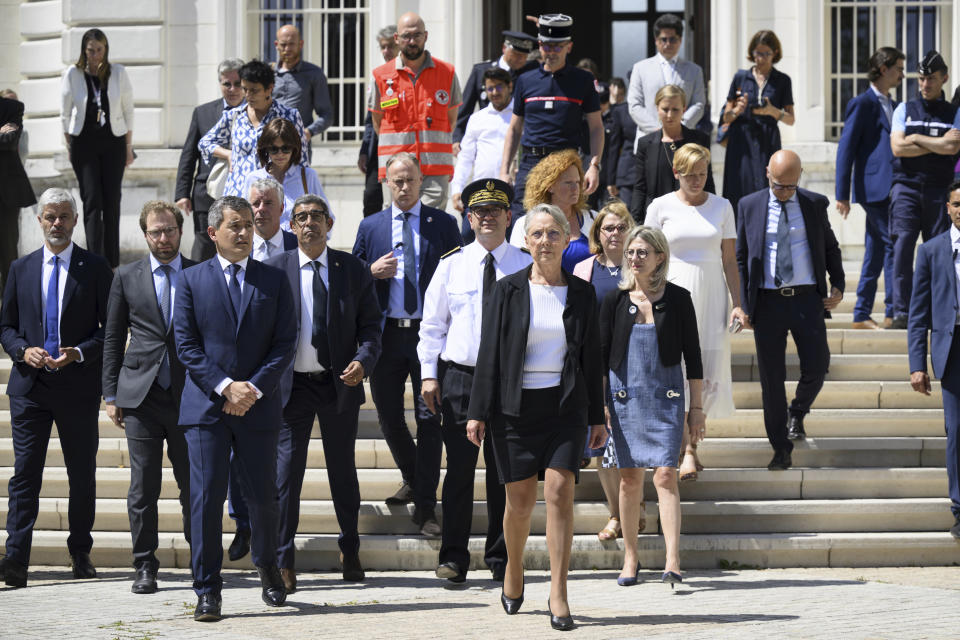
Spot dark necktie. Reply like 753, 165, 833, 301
43, 255, 59, 356
402, 212, 417, 314
483, 252, 496, 308
157, 265, 172, 389
774, 200, 793, 287
311, 261, 332, 369
228, 263, 242, 321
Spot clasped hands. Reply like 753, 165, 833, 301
23, 345, 80, 370
223, 381, 259, 416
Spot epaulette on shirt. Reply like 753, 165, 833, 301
440, 246, 463, 260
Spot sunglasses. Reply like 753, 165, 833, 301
267, 146, 293, 155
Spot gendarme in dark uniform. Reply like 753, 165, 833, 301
453, 31, 537, 144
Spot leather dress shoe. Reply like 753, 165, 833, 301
851, 318, 882, 330
131, 566, 158, 594
194, 593, 222, 622
787, 415, 806, 440
0, 555, 27, 588
257, 565, 287, 607
228, 530, 251, 562
413, 509, 442, 538
490, 564, 505, 582
280, 568, 297, 593
548, 598, 574, 631
767, 450, 792, 470
886, 316, 908, 330
71, 552, 97, 579
950, 518, 960, 539
435, 561, 466, 583
385, 482, 414, 505
341, 552, 365, 582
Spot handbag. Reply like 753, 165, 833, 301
206, 158, 229, 199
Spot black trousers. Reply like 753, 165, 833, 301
5, 373, 99, 565
370, 324, 442, 513
277, 373, 361, 569
190, 210, 216, 262
123, 383, 191, 570
438, 363, 507, 576
69, 133, 126, 268
362, 165, 383, 216
752, 289, 830, 453
0, 203, 20, 295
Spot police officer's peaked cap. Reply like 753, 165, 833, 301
503, 30, 536, 53
919, 50, 948, 75
463, 178, 514, 210
538, 14, 573, 42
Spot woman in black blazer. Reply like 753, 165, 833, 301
467, 204, 606, 631
599, 226, 704, 588
629, 84, 716, 224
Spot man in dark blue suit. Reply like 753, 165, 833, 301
0, 188, 113, 588
266, 194, 381, 593
352, 152, 461, 536
737, 151, 845, 470
223, 177, 298, 562
908, 181, 960, 539
835, 47, 904, 330
174, 195, 297, 621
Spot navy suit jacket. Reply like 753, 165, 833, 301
351, 203, 462, 315
174, 256, 297, 427
908, 230, 955, 378
281, 229, 298, 250
0, 245, 113, 397
266, 247, 382, 413
835, 89, 897, 204
736, 188, 845, 320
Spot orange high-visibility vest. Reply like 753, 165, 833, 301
373, 56, 456, 179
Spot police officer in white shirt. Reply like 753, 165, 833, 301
419, 178, 532, 583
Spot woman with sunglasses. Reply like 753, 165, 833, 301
599, 225, 703, 588
645, 144, 744, 483
242, 118, 327, 229
718, 30, 795, 211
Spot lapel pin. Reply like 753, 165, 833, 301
628, 305, 637, 314
427, 217, 432, 222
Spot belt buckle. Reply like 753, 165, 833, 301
397, 318, 413, 328
780, 287, 795, 297
615, 389, 628, 400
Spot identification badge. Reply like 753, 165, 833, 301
380, 97, 399, 109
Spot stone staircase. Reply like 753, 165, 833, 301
2, 261, 959, 571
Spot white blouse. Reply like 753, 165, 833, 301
523, 283, 568, 389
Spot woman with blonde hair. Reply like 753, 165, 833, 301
510, 149, 597, 272
645, 143, 744, 481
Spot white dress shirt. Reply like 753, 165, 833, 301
418, 240, 532, 379
213, 255, 262, 397
149, 253, 182, 330
763, 190, 815, 289
389, 200, 423, 319
253, 228, 285, 262
870, 83, 894, 126
951, 225, 960, 324
451, 99, 514, 194
294, 247, 329, 372
41, 242, 82, 361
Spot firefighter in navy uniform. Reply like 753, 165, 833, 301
888, 50, 960, 329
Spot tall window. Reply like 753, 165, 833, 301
609, 0, 685, 79
827, 0, 953, 140
251, 0, 369, 142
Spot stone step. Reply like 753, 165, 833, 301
731, 354, 925, 382
6, 529, 959, 570
0, 436, 944, 471
0, 466, 946, 502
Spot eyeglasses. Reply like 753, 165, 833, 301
753, 50, 775, 59
221, 81, 242, 89
528, 229, 564, 243
293, 209, 328, 224
470, 206, 504, 219
539, 42, 566, 52
657, 36, 680, 45
267, 146, 293, 155
625, 248, 652, 259
398, 31, 425, 42
146, 226, 179, 239
601, 224, 628, 234
771, 181, 799, 191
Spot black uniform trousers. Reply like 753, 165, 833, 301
362, 163, 384, 217
438, 363, 507, 576
123, 382, 191, 571
189, 210, 216, 262
370, 323, 442, 514
68, 132, 126, 268
6, 372, 99, 565
0, 203, 20, 295
752, 288, 830, 454
277, 373, 361, 569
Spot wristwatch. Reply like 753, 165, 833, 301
15, 345, 27, 362
589, 159, 601, 171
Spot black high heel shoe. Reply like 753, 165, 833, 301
547, 598, 574, 631
661, 570, 683, 589
501, 585, 524, 615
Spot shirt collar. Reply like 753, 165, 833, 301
149, 253, 182, 273
768, 188, 798, 205
951, 225, 960, 246
496, 55, 510, 72
870, 84, 890, 101
253, 228, 284, 250
43, 242, 74, 266
216, 254, 249, 272
396, 50, 435, 73
466, 238, 510, 264
298, 246, 328, 269
656, 52, 678, 65
276, 58, 302, 74
488, 97, 513, 114
392, 199, 423, 218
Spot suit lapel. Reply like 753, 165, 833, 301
61, 247, 83, 314
327, 250, 343, 338
237, 260, 257, 330
418, 210, 431, 270
208, 258, 236, 324
748, 196, 766, 264
284, 252, 302, 323
380, 210, 393, 258
943, 234, 958, 312
139, 257, 167, 332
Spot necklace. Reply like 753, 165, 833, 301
604, 262, 620, 277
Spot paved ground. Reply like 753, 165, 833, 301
1, 566, 958, 639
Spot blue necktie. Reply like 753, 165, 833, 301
402, 212, 417, 314
156, 265, 172, 389
228, 263, 242, 321
774, 200, 793, 287
43, 255, 60, 357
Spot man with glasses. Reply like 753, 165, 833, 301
419, 178, 531, 584
735, 150, 844, 471
500, 14, 603, 217
102, 201, 196, 594
176, 58, 245, 261
352, 152, 461, 536
265, 195, 381, 592
887, 51, 960, 330
627, 13, 705, 145
368, 12, 462, 209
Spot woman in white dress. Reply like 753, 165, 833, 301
645, 144, 747, 481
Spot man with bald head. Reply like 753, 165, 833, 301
736, 150, 845, 470
272, 24, 333, 160
368, 12, 461, 209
